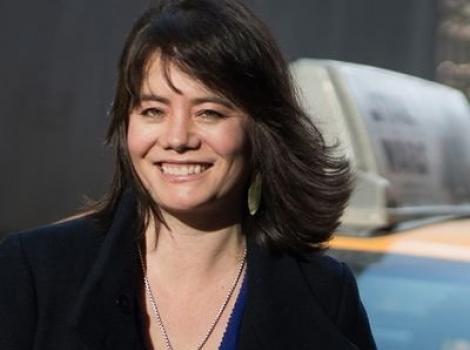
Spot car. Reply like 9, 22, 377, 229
329, 219, 470, 350
290, 59, 470, 350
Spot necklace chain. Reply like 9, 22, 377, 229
138, 246, 247, 350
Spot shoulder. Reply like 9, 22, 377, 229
247, 243, 376, 349
296, 252, 354, 318
0, 217, 108, 349
296, 251, 376, 349
0, 216, 107, 306
4, 215, 104, 245
0, 216, 105, 268
298, 250, 350, 282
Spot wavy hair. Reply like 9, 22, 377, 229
93, 0, 352, 254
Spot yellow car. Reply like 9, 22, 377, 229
290, 59, 470, 350
329, 219, 470, 350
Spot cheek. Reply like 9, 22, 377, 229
127, 117, 156, 159
208, 123, 250, 159
207, 123, 251, 189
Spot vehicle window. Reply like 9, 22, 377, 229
329, 250, 470, 350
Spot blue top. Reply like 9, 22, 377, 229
219, 272, 248, 350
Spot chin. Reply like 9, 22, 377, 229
157, 195, 213, 214
152, 187, 241, 218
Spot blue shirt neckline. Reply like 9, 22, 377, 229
218, 270, 248, 350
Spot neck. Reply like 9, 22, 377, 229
143, 210, 246, 283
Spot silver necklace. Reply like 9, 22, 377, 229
138, 247, 247, 350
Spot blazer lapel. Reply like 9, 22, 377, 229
70, 189, 143, 349
238, 239, 358, 350
69, 192, 358, 349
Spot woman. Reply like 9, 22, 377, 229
0, 0, 376, 349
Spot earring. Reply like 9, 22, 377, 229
248, 173, 262, 216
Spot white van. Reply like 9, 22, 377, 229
290, 59, 470, 233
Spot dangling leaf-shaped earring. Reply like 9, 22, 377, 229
248, 173, 262, 216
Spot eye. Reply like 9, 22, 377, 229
197, 109, 225, 120
140, 107, 164, 119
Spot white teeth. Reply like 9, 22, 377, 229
160, 164, 209, 176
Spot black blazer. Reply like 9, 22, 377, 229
0, 190, 376, 350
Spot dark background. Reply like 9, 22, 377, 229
0, 0, 438, 234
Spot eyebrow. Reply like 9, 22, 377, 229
139, 93, 235, 109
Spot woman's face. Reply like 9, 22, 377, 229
127, 56, 250, 216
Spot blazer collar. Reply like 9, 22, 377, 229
239, 239, 359, 349
71, 189, 143, 349
70, 190, 357, 349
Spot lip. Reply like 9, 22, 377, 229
154, 160, 214, 183
156, 160, 214, 165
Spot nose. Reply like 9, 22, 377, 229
160, 113, 200, 152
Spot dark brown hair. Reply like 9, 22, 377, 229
93, 0, 352, 254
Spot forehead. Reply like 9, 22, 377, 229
140, 54, 214, 97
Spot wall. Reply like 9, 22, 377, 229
0, 0, 438, 234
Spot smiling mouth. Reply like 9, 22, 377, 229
157, 163, 212, 176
